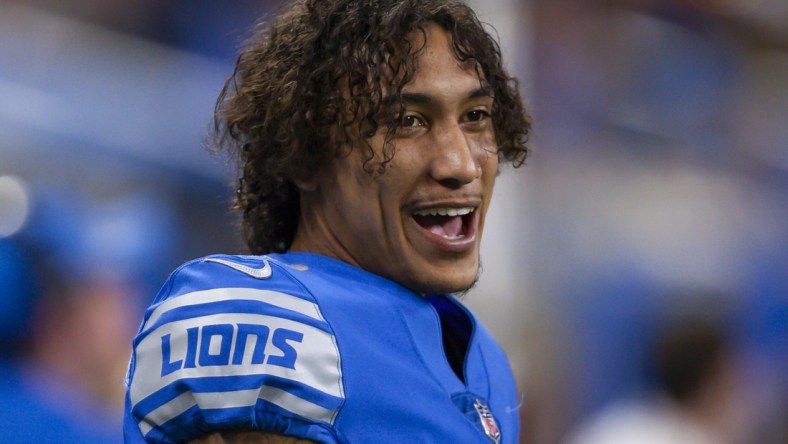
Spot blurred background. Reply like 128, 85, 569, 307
0, 0, 785, 443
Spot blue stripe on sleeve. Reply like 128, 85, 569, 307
147, 400, 338, 444
132, 373, 344, 420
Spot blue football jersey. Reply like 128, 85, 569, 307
124, 252, 520, 443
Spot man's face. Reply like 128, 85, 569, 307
295, 24, 499, 294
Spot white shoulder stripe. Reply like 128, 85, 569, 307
138, 391, 194, 437
145, 287, 323, 329
259, 385, 338, 423
139, 388, 262, 436
139, 387, 338, 438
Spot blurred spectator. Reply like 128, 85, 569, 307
0, 186, 179, 442
0, 254, 132, 443
563, 305, 744, 444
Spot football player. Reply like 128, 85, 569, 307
124, 0, 531, 442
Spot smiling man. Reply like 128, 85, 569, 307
124, 1, 531, 443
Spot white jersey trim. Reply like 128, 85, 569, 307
144, 287, 323, 329
138, 386, 338, 438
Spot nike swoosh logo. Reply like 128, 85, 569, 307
204, 257, 272, 279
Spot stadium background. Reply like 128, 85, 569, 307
0, 0, 785, 442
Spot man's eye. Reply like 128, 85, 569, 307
401, 115, 425, 127
467, 110, 490, 122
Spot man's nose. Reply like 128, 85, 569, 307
429, 123, 481, 188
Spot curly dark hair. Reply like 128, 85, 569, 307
214, 0, 532, 254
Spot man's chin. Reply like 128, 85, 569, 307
386, 255, 482, 295
406, 272, 480, 296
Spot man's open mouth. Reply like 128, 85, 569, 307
411, 207, 475, 239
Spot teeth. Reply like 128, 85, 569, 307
413, 207, 474, 217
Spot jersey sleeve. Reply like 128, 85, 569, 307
123, 255, 344, 444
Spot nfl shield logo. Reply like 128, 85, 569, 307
474, 399, 501, 443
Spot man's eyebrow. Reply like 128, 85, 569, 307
383, 87, 494, 108
466, 87, 494, 100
